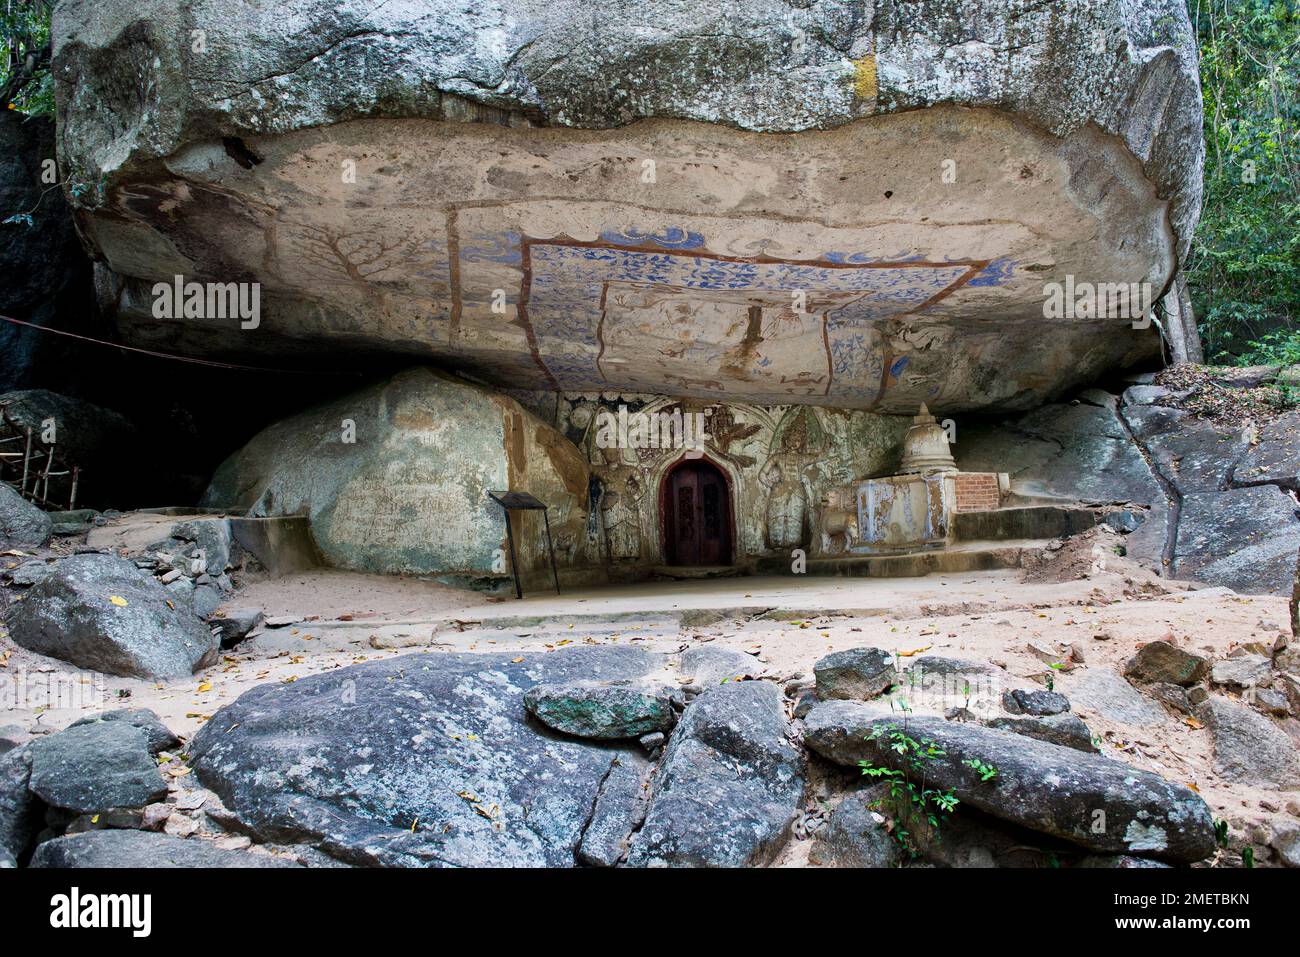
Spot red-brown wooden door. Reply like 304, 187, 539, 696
663, 460, 731, 566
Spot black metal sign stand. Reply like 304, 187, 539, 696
488, 491, 561, 599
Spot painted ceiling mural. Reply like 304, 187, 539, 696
451, 210, 1015, 408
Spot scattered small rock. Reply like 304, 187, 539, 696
814, 647, 896, 701
1211, 653, 1273, 690
1123, 640, 1209, 687
212, 607, 265, 647
1002, 688, 1070, 716
680, 645, 760, 685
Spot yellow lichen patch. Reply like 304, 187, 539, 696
852, 54, 878, 102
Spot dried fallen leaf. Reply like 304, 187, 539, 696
108, 595, 128, 607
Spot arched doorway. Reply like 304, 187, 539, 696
661, 457, 733, 566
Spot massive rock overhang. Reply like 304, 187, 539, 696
86, 105, 1172, 413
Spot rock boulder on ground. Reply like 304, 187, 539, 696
191, 646, 662, 867
0, 745, 39, 862
814, 647, 896, 701
576, 752, 654, 867
1210, 653, 1273, 690
1175, 486, 1300, 596
67, 709, 181, 756
1198, 695, 1300, 788
986, 714, 1098, 753
3, 553, 217, 679
1124, 640, 1210, 686
625, 682, 803, 867
203, 368, 590, 584
212, 608, 264, 647
1059, 667, 1168, 728
680, 645, 761, 686
804, 701, 1216, 863
0, 483, 51, 548
524, 681, 676, 740
30, 830, 302, 868
28, 722, 168, 814
809, 786, 900, 868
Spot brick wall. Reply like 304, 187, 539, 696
953, 472, 1000, 512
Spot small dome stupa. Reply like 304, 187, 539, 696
897, 404, 957, 475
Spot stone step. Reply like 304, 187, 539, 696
757, 541, 1043, 579
950, 505, 1102, 543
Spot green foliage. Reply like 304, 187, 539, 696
859, 724, 958, 857
1213, 817, 1231, 849
961, 757, 998, 782
1188, 1, 1300, 362
1, 1, 53, 116
1234, 327, 1300, 365
858, 720, 999, 858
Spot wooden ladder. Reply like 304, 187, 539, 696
0, 402, 79, 511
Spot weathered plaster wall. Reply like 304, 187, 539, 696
510, 389, 910, 568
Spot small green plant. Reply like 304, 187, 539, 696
858, 724, 957, 857
858, 717, 1000, 859
1242, 846, 1255, 869
962, 757, 999, 782
1213, 818, 1230, 849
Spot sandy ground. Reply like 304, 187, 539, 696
3, 530, 1298, 866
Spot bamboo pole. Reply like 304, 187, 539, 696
21, 427, 32, 495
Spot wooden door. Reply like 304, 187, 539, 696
664, 460, 731, 566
